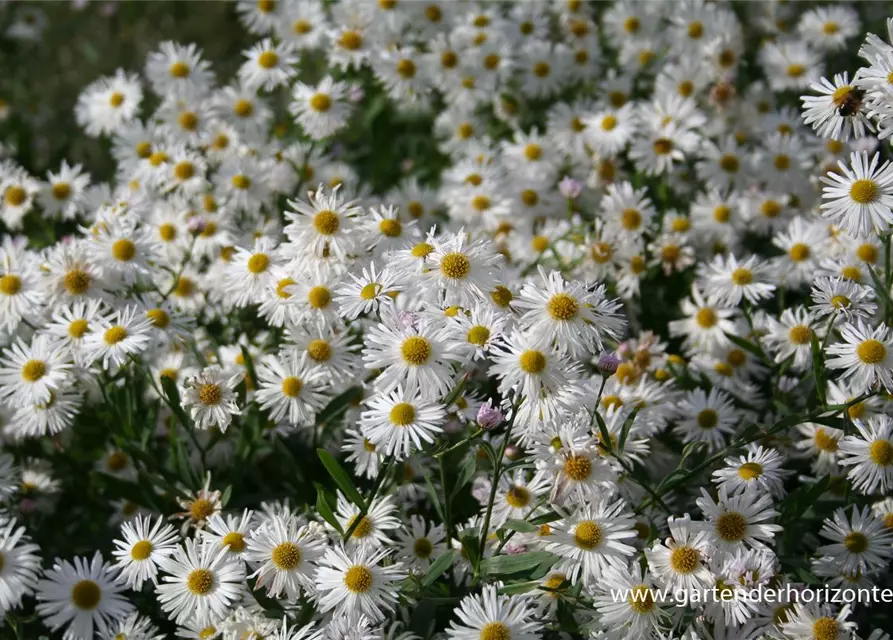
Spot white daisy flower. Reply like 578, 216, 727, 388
445, 584, 540, 640
0, 334, 72, 409
35, 551, 134, 639
155, 538, 246, 626
838, 414, 893, 495
181, 366, 243, 432
360, 386, 445, 461
820, 151, 893, 236
314, 545, 406, 621
245, 513, 326, 601
826, 319, 893, 393
112, 515, 179, 590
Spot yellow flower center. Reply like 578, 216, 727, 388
506, 485, 530, 508
491, 286, 513, 307
788, 325, 812, 345
857, 339, 886, 364
621, 208, 641, 230
627, 584, 656, 614
222, 532, 246, 552
697, 409, 718, 429
104, 326, 128, 344
519, 349, 546, 374
870, 440, 893, 466
850, 179, 878, 204
813, 617, 839, 640
68, 319, 89, 338
231, 175, 251, 190
271, 541, 302, 569
247, 253, 269, 274
524, 144, 542, 161
401, 336, 431, 365
564, 454, 592, 481
653, 138, 673, 155
413, 537, 433, 558
3, 185, 26, 206
307, 285, 331, 309
169, 61, 190, 78
339, 30, 363, 51
738, 462, 763, 480
716, 512, 747, 541
719, 154, 739, 173
389, 402, 416, 426
112, 239, 136, 262
789, 243, 810, 262
199, 383, 222, 406
343, 564, 373, 592
309, 93, 332, 112
843, 531, 868, 553
307, 339, 331, 362
731, 267, 753, 285
131, 540, 153, 560
52, 182, 71, 200
187, 568, 214, 595
479, 622, 511, 640
440, 253, 471, 279
64, 269, 91, 294
281, 376, 303, 398
313, 210, 339, 235
71, 580, 101, 610
0, 274, 21, 295
190, 497, 215, 521
258, 50, 278, 69
547, 293, 579, 320
670, 546, 700, 573
471, 195, 491, 211
574, 520, 602, 549
786, 64, 805, 78
178, 112, 198, 131
467, 325, 490, 346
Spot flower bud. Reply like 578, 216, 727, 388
477, 400, 504, 430
597, 352, 621, 375
558, 176, 583, 199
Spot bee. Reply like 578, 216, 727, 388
837, 88, 866, 118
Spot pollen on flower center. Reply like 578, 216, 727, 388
186, 568, 214, 595
788, 325, 812, 345
564, 454, 592, 481
731, 267, 752, 285
491, 286, 513, 307
652, 138, 673, 155
130, 540, 153, 560
343, 565, 373, 592
850, 179, 878, 204
547, 293, 579, 321
696, 308, 717, 328
506, 485, 530, 507
621, 208, 641, 230
190, 498, 215, 521
0, 274, 21, 295
112, 239, 136, 261
222, 531, 246, 552
271, 541, 302, 569
738, 462, 763, 480
339, 30, 363, 51
401, 336, 431, 366
4, 185, 26, 206
247, 253, 270, 274
281, 376, 303, 398
843, 531, 868, 553
669, 546, 700, 573
697, 409, 718, 429
719, 154, 739, 172
519, 349, 546, 374
104, 326, 128, 344
856, 339, 886, 364
258, 50, 279, 69
479, 622, 511, 640
467, 325, 490, 346
307, 339, 332, 362
199, 383, 222, 406
870, 439, 893, 466
397, 58, 416, 78
814, 428, 839, 452
313, 210, 340, 235
308, 285, 331, 309
64, 269, 91, 294
169, 61, 191, 78
789, 243, 810, 261
71, 579, 101, 610
147, 308, 170, 328
440, 252, 471, 279
716, 512, 747, 541
627, 584, 656, 614
69, 319, 89, 338
413, 537, 433, 558
309, 93, 332, 112
232, 174, 251, 190
390, 402, 416, 426
813, 617, 839, 640
574, 520, 602, 549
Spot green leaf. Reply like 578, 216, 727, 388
450, 455, 476, 500
423, 474, 446, 523
317, 449, 366, 510
315, 387, 362, 428
618, 407, 639, 453
481, 551, 557, 576
239, 345, 258, 389
421, 550, 456, 587
498, 581, 540, 595
459, 533, 481, 570
314, 483, 343, 534
220, 485, 232, 508
594, 411, 612, 454
868, 263, 893, 311
160, 375, 192, 429
442, 374, 469, 407
503, 519, 538, 533
811, 333, 826, 405
724, 333, 766, 361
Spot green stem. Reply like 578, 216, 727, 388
342, 454, 395, 541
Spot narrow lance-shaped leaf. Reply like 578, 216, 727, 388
317, 449, 366, 509
421, 550, 456, 588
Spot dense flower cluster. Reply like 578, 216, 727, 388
2, 1, 893, 639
